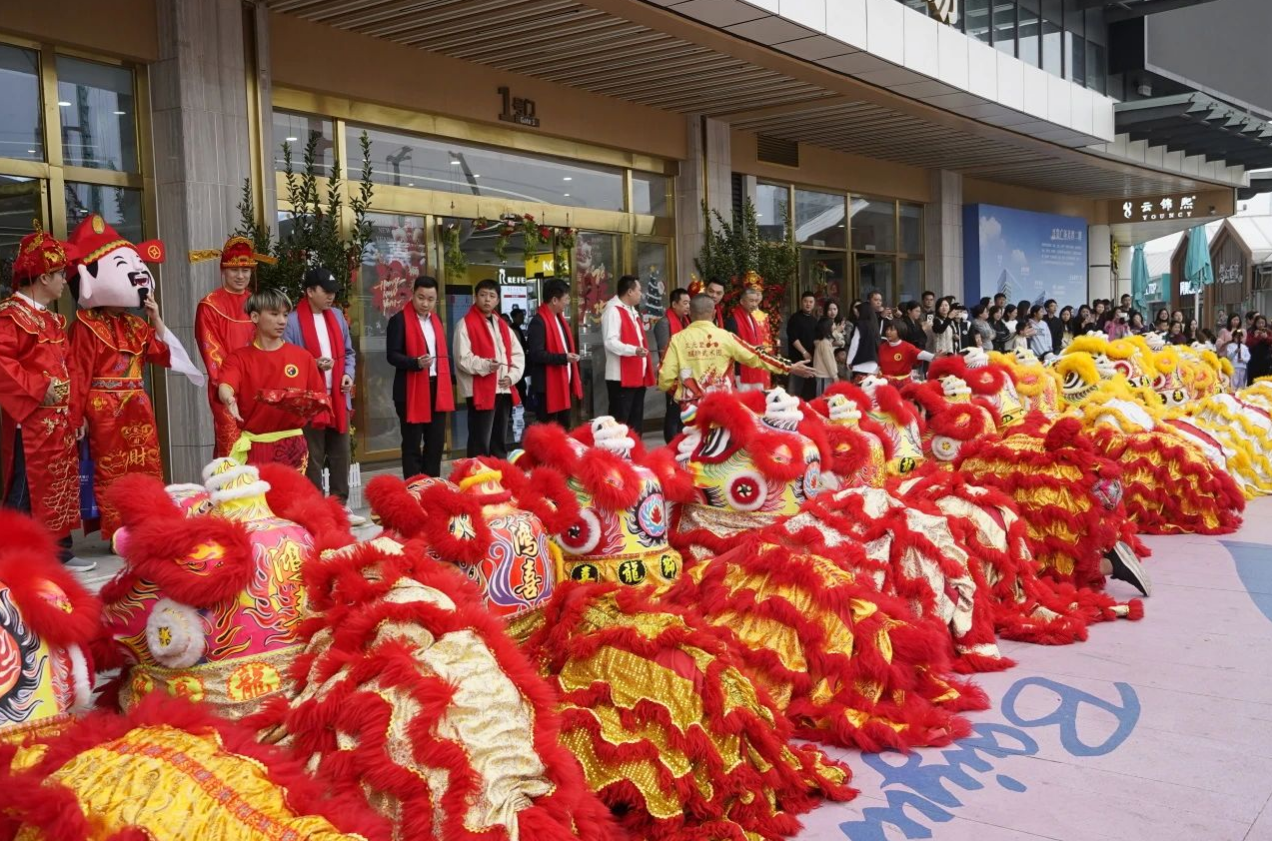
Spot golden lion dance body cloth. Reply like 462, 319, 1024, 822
365, 458, 853, 841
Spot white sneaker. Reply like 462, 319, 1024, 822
345, 507, 368, 527
63, 556, 98, 573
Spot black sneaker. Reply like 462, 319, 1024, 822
1106, 541, 1151, 597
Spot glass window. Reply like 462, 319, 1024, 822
1086, 41, 1106, 95
57, 57, 136, 172
353, 125, 626, 212
856, 258, 894, 306
993, 0, 1017, 55
800, 251, 847, 308
273, 110, 334, 176
899, 203, 923, 255
1017, 0, 1040, 67
65, 182, 143, 245
573, 232, 621, 417
637, 239, 669, 424
358, 212, 427, 456
755, 182, 789, 242
0, 176, 44, 266
1065, 32, 1086, 85
901, 259, 924, 303
1085, 8, 1107, 45
1041, 0, 1063, 75
963, 0, 992, 43
0, 45, 42, 162
795, 189, 846, 249
632, 171, 670, 217
850, 197, 895, 254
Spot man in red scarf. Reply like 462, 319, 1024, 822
602, 275, 652, 434
387, 276, 454, 478
526, 278, 581, 428
705, 278, 727, 328
725, 285, 773, 391
282, 268, 360, 522
455, 279, 525, 457
652, 288, 690, 442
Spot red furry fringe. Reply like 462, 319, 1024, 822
111, 508, 256, 608
0, 511, 100, 648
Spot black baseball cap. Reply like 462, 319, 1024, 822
303, 267, 339, 293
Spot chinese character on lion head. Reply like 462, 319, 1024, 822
68, 214, 165, 309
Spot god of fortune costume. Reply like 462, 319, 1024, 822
0, 225, 80, 543
191, 236, 275, 458
67, 214, 204, 539
365, 459, 854, 841
218, 339, 330, 471
0, 509, 379, 841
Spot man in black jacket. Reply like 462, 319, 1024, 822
385, 276, 453, 478
1044, 299, 1064, 355
786, 291, 819, 399
526, 278, 581, 427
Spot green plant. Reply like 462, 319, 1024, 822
694, 197, 798, 337
443, 222, 467, 277
234, 130, 375, 306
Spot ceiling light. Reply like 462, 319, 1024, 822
563, 193, 570, 197
27, 149, 36, 154
113, 110, 126, 116
285, 136, 298, 142
57, 100, 71, 107
473, 174, 481, 178
449, 160, 461, 165
562, 176, 572, 181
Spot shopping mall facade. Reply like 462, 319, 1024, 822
3, 0, 1268, 480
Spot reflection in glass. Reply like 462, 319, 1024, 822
637, 239, 669, 424
755, 182, 789, 242
800, 251, 846, 308
963, 0, 992, 42
795, 189, 846, 249
1018, 0, 1040, 67
65, 182, 143, 245
857, 258, 895, 306
1086, 41, 1106, 95
358, 213, 427, 456
57, 57, 136, 172
993, 0, 1016, 55
575, 232, 620, 417
850, 197, 896, 254
0, 177, 43, 267
1041, 0, 1062, 75
352, 125, 625, 212
901, 259, 924, 304
1065, 32, 1086, 85
0, 45, 42, 162
900, 203, 924, 255
632, 172, 669, 216
273, 110, 335, 176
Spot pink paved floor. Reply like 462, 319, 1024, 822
797, 497, 1272, 841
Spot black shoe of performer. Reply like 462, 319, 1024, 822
1106, 540, 1151, 598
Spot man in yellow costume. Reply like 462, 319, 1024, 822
658, 293, 814, 412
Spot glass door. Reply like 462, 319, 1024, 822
636, 237, 670, 428
574, 231, 621, 419
0, 175, 47, 271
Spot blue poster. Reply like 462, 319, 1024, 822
963, 204, 1089, 308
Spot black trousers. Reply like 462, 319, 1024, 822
466, 394, 512, 458
535, 404, 572, 428
663, 394, 683, 443
396, 379, 447, 478
303, 425, 351, 503
607, 381, 645, 435
4, 428, 73, 563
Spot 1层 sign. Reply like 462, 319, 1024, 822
498, 87, 540, 128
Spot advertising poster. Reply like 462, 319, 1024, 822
963, 204, 1089, 308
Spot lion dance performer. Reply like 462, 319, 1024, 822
191, 235, 275, 458
67, 213, 204, 539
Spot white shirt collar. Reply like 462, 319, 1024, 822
15, 291, 46, 311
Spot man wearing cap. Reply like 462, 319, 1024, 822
0, 223, 92, 571
192, 236, 274, 458
283, 268, 360, 523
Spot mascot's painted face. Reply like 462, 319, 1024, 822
682, 390, 822, 517
68, 214, 164, 309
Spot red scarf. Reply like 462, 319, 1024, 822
730, 305, 771, 387
538, 304, 582, 413
297, 305, 349, 433
666, 308, 688, 337
618, 305, 654, 387
715, 306, 725, 328
403, 309, 454, 423
464, 307, 521, 410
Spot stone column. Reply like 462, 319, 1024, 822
675, 115, 732, 286
149, 0, 259, 482
924, 170, 963, 300
1088, 224, 1114, 303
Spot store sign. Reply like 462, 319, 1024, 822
1120, 194, 1199, 223
1218, 262, 1243, 284
925, 0, 957, 24
498, 86, 540, 128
